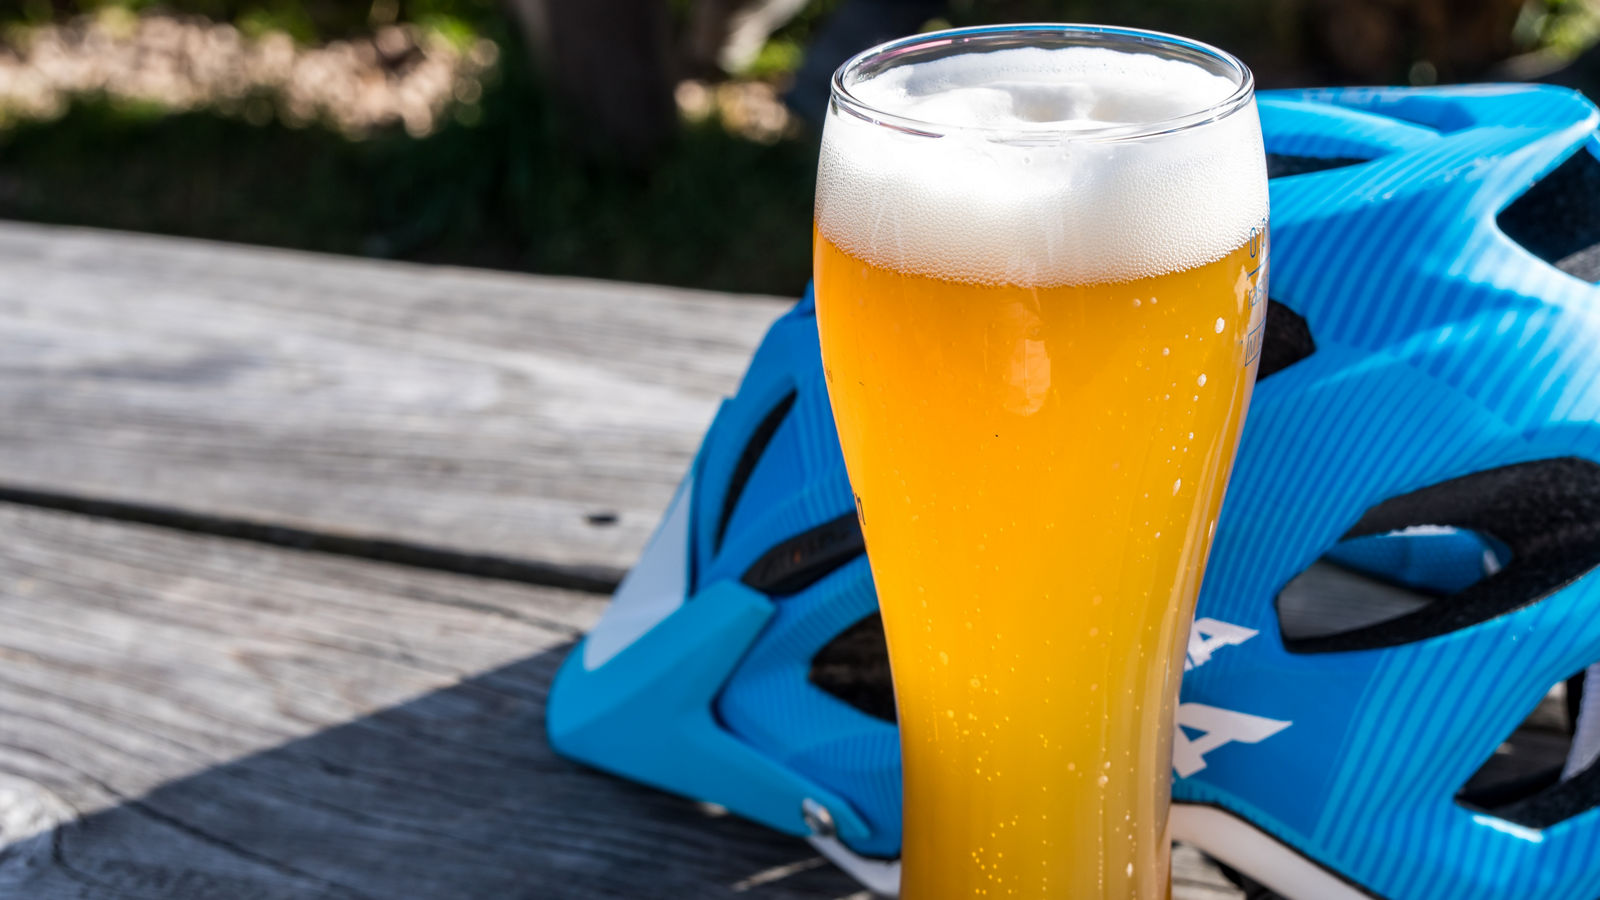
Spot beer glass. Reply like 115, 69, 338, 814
813, 24, 1268, 898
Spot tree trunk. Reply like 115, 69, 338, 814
504, 0, 677, 165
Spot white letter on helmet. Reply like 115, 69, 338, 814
1186, 617, 1259, 671
1173, 703, 1292, 778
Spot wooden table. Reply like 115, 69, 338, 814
0, 222, 1243, 899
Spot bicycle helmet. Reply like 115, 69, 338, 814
547, 84, 1600, 899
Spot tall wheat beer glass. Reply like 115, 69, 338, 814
814, 25, 1268, 898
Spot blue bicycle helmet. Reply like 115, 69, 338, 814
548, 84, 1600, 899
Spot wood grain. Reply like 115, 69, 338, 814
0, 222, 789, 585
0, 504, 869, 899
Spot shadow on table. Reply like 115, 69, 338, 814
3, 644, 862, 900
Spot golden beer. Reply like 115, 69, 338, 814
813, 26, 1268, 899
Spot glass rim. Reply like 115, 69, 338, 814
829, 23, 1256, 143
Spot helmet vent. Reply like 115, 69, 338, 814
1258, 300, 1316, 380
1458, 669, 1600, 829
742, 513, 865, 596
809, 612, 896, 723
1276, 555, 1449, 644
1498, 146, 1600, 283
1265, 153, 1371, 180
716, 390, 797, 551
1280, 457, 1600, 654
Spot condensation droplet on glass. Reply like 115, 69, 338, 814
1162, 347, 1170, 356
1132, 297, 1141, 307
1126, 863, 1134, 877
1172, 478, 1182, 494
1214, 317, 1226, 333
1098, 774, 1109, 787
1197, 373, 1207, 387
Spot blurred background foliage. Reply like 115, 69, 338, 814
1, 0, 500, 42
0, 0, 1598, 295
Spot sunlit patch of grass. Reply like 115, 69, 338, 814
236, 5, 318, 43
743, 36, 803, 80
1516, 0, 1600, 58
416, 12, 479, 50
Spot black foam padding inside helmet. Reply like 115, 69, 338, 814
716, 390, 796, 551
1498, 147, 1600, 283
1283, 457, 1600, 654
809, 612, 896, 722
1258, 301, 1316, 380
1459, 669, 1599, 830
742, 512, 864, 596
1481, 755, 1600, 829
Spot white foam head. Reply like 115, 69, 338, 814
816, 44, 1268, 286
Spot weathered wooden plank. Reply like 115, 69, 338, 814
0, 503, 1241, 898
0, 221, 789, 584
0, 503, 865, 899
